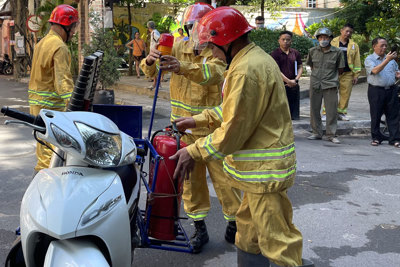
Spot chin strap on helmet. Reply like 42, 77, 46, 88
60, 24, 71, 42
215, 43, 233, 69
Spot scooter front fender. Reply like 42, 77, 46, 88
44, 239, 109, 266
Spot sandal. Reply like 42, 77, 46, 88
394, 142, 400, 148
371, 140, 381, 146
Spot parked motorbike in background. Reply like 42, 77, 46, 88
0, 54, 13, 75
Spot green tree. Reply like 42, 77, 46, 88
306, 18, 347, 38
236, 0, 300, 17
337, 0, 400, 45
84, 14, 122, 90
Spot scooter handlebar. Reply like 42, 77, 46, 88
1, 106, 44, 127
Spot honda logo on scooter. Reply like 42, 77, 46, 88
61, 171, 84, 176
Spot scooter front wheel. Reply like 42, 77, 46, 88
44, 239, 110, 266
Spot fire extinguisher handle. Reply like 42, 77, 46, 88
172, 122, 181, 151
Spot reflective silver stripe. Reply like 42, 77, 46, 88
29, 99, 65, 108
28, 89, 59, 98
212, 105, 223, 121
203, 135, 225, 160
232, 143, 295, 161
170, 99, 213, 114
223, 161, 296, 182
187, 211, 208, 219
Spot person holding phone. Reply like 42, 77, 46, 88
365, 37, 400, 147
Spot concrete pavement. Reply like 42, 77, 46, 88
115, 73, 371, 136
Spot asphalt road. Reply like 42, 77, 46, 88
0, 78, 399, 266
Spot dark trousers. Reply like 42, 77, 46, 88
285, 85, 300, 120
367, 84, 400, 144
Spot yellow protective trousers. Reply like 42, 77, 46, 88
235, 190, 303, 267
30, 105, 63, 171
182, 134, 242, 221
337, 71, 354, 114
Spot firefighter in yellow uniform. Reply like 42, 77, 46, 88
29, 4, 79, 173
171, 7, 314, 266
331, 23, 361, 121
140, 3, 242, 253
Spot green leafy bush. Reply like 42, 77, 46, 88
249, 29, 314, 57
306, 18, 346, 38
149, 12, 175, 33
84, 15, 122, 89
351, 34, 370, 67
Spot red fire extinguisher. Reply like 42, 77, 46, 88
147, 125, 186, 240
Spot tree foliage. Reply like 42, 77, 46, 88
337, 0, 400, 46
236, 0, 300, 17
84, 14, 122, 89
305, 18, 347, 38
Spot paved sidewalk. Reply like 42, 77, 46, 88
115, 73, 371, 136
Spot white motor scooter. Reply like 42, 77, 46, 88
2, 107, 141, 266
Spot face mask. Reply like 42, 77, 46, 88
319, 40, 330, 47
256, 24, 264, 29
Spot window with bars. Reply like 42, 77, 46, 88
308, 0, 316, 8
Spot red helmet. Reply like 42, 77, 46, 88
182, 2, 214, 27
48, 4, 79, 26
196, 7, 254, 46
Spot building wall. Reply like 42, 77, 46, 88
236, 6, 337, 36
298, 0, 341, 9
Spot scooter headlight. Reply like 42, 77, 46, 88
75, 122, 122, 167
51, 123, 81, 152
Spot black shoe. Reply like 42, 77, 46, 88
224, 221, 237, 244
190, 220, 209, 253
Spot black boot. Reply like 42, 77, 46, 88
298, 259, 315, 267
225, 221, 237, 244
237, 248, 270, 267
190, 220, 209, 253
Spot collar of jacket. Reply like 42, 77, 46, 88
227, 42, 256, 70
48, 29, 64, 42
331, 36, 357, 49
316, 44, 336, 53
279, 47, 293, 54
373, 52, 385, 60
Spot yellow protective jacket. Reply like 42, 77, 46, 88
187, 43, 296, 194
331, 36, 361, 78
140, 40, 226, 136
28, 29, 73, 109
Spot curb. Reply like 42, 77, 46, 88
292, 119, 371, 136
115, 82, 170, 100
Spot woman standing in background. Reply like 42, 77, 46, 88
126, 31, 146, 79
